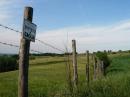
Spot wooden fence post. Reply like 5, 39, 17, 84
72, 40, 78, 87
65, 53, 73, 92
86, 50, 90, 84
97, 59, 101, 78
93, 54, 97, 80
18, 7, 33, 97
101, 61, 104, 76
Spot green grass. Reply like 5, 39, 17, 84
0, 56, 67, 97
0, 55, 89, 97
77, 52, 130, 97
107, 53, 130, 75
1, 53, 130, 97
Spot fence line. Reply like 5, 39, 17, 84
0, 19, 107, 96
0, 21, 108, 96
0, 22, 70, 97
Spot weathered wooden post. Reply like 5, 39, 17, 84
93, 54, 97, 80
72, 40, 78, 87
19, 7, 36, 97
86, 50, 90, 84
97, 59, 101, 78
101, 61, 104, 76
65, 52, 73, 92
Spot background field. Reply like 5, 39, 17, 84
0, 52, 130, 97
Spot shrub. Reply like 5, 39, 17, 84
0, 55, 18, 72
96, 51, 111, 74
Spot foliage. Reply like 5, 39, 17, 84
96, 51, 111, 73
0, 55, 18, 72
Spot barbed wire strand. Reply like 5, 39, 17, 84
0, 24, 21, 33
0, 41, 43, 54
0, 23, 65, 53
35, 39, 64, 52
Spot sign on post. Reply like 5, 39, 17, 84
23, 19, 37, 42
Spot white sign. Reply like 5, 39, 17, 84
23, 19, 37, 42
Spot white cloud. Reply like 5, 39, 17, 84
1, 19, 130, 53
36, 20, 130, 53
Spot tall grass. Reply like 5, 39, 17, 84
0, 53, 130, 97
76, 52, 130, 97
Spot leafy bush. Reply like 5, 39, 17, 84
96, 51, 111, 74
0, 55, 18, 72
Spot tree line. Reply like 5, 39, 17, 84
0, 55, 18, 72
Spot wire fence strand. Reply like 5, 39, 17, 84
0, 23, 65, 53
0, 41, 44, 54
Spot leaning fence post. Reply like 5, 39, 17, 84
18, 7, 33, 97
86, 50, 90, 84
72, 40, 78, 87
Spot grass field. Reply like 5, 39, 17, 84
0, 53, 130, 97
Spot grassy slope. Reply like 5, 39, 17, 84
0, 53, 130, 97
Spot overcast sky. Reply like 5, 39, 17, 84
1, 0, 130, 54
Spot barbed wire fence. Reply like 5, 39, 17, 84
0, 23, 75, 96
0, 24, 106, 95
